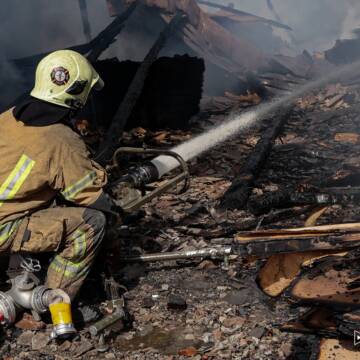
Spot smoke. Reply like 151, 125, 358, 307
214, 0, 360, 51
0, 1, 113, 109
0, 0, 110, 58
1, 1, 360, 109
1, 1, 359, 59
341, 0, 360, 39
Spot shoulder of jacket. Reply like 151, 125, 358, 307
0, 108, 16, 121
44, 123, 86, 153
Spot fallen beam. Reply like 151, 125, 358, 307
95, 13, 187, 165
248, 186, 360, 215
197, 0, 292, 31
87, 1, 138, 62
78, 0, 92, 42
219, 106, 294, 210
233, 223, 360, 257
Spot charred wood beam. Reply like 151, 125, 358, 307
197, 0, 292, 31
95, 13, 187, 165
199, 206, 316, 239
266, 0, 297, 45
219, 106, 293, 210
233, 223, 360, 257
86, 2, 138, 62
248, 187, 360, 215
266, 0, 281, 24
78, 0, 92, 43
233, 232, 360, 258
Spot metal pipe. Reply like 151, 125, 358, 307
120, 247, 232, 263
89, 309, 126, 336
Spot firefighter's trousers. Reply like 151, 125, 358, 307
7, 207, 106, 300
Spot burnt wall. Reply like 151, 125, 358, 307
87, 55, 205, 130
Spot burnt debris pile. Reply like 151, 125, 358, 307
3, 1, 360, 359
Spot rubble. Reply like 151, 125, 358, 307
167, 294, 187, 310
220, 106, 294, 210
3, 2, 360, 359
325, 33, 360, 65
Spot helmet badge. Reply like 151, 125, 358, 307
51, 67, 70, 86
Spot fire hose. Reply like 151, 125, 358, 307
0, 147, 191, 339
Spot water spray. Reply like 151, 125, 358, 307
150, 60, 360, 177
110, 60, 360, 212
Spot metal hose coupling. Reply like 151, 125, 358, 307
118, 162, 160, 188
0, 274, 54, 325
48, 289, 77, 340
0, 280, 76, 340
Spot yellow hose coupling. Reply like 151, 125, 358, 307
49, 302, 76, 339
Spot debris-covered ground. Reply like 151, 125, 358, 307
2, 80, 360, 359
4, 1, 360, 359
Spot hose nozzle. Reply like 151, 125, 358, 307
120, 162, 160, 188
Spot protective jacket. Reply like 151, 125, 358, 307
0, 108, 112, 246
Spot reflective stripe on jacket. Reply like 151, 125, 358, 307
0, 219, 22, 247
0, 109, 108, 224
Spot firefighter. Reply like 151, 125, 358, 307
0, 50, 119, 300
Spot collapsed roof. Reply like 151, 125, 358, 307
105, 0, 287, 73
0, 0, 329, 114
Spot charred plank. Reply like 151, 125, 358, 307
234, 223, 360, 258
219, 106, 294, 210
248, 187, 360, 215
197, 0, 292, 31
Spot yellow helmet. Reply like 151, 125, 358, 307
31, 50, 104, 110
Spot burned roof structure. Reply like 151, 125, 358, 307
1, 0, 301, 111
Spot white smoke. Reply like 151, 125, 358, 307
0, 0, 110, 58
0, 1, 113, 109
1, 1, 360, 59
341, 0, 360, 39
213, 0, 356, 51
